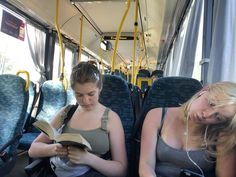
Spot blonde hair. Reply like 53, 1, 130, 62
183, 81, 236, 155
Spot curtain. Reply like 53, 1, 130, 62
26, 24, 46, 84
164, 0, 203, 77
207, 0, 236, 83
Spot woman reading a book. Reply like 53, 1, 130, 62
29, 62, 127, 177
139, 82, 236, 177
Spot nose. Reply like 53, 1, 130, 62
82, 95, 90, 104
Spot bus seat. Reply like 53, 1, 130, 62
136, 69, 152, 95
0, 74, 29, 177
18, 80, 66, 150
132, 76, 203, 176
137, 69, 150, 77
22, 81, 38, 132
99, 75, 135, 177
65, 86, 76, 105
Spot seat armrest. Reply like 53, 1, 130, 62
24, 158, 46, 176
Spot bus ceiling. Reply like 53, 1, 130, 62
4, 0, 191, 71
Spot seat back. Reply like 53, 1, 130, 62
134, 76, 203, 140
136, 69, 152, 94
132, 76, 203, 176
0, 74, 29, 176
99, 75, 135, 177
65, 86, 76, 106
36, 80, 66, 122
18, 80, 66, 151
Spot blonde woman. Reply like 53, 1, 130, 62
139, 82, 236, 177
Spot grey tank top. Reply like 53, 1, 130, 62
62, 107, 110, 155
155, 108, 215, 177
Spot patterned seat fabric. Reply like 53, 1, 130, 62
0, 74, 29, 176
99, 75, 135, 177
134, 76, 203, 140
132, 76, 203, 176
65, 86, 76, 106
36, 80, 66, 122
18, 80, 66, 150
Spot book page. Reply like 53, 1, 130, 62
56, 133, 92, 151
33, 119, 59, 140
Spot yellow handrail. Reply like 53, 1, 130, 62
111, 0, 131, 73
55, 0, 64, 81
78, 15, 84, 63
132, 0, 139, 84
16, 70, 30, 91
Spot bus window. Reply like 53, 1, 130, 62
0, 6, 46, 83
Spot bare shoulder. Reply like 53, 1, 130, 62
107, 108, 120, 122
144, 107, 163, 125
105, 108, 124, 131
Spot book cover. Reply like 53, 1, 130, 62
33, 119, 92, 151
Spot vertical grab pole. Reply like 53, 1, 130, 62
111, 0, 131, 73
78, 15, 84, 63
100, 38, 104, 74
55, 0, 64, 81
132, 0, 139, 84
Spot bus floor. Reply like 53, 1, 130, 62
6, 151, 28, 177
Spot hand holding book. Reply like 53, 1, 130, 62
33, 119, 92, 151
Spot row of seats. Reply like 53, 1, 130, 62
0, 74, 202, 177
24, 75, 202, 177
0, 74, 29, 177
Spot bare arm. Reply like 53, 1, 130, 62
68, 110, 127, 177
216, 146, 236, 177
139, 108, 162, 177
28, 107, 68, 158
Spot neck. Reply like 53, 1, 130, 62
79, 102, 100, 112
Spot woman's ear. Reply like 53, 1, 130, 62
198, 91, 205, 97
198, 86, 209, 97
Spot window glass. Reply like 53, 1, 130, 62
0, 6, 45, 82
53, 43, 74, 82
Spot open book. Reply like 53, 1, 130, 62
33, 119, 92, 151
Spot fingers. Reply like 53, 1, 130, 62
54, 143, 68, 156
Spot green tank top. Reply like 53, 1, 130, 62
62, 107, 110, 155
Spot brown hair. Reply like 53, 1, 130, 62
70, 61, 102, 89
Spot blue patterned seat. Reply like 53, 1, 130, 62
132, 76, 203, 176
134, 76, 203, 140
99, 75, 135, 177
65, 86, 76, 105
0, 74, 29, 176
18, 80, 66, 150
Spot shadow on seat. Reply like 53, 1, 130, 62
0, 74, 29, 177
22, 81, 38, 133
18, 80, 66, 151
99, 75, 135, 177
132, 76, 203, 177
